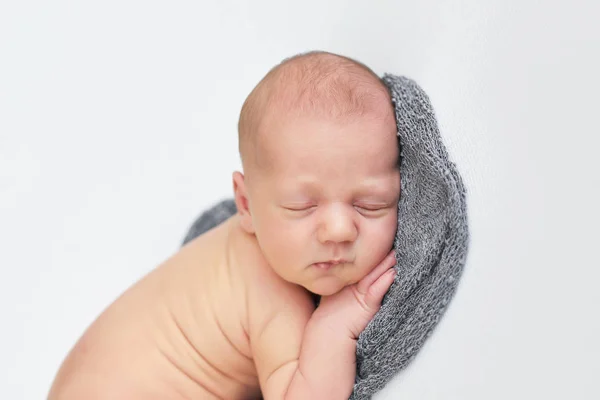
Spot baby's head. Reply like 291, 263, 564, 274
233, 51, 400, 296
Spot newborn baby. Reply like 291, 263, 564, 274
48, 51, 401, 399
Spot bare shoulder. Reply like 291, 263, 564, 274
246, 252, 315, 336
230, 218, 313, 316
229, 218, 315, 398
228, 214, 315, 322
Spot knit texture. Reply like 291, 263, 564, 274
182, 73, 469, 399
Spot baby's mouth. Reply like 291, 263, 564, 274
313, 262, 335, 270
312, 259, 347, 270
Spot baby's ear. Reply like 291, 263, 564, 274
232, 171, 255, 234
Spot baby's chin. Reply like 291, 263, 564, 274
303, 278, 348, 297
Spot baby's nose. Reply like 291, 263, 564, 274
317, 204, 358, 244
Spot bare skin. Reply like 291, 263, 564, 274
49, 54, 400, 399
48, 211, 396, 400
49, 214, 273, 399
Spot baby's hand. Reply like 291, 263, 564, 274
312, 250, 397, 340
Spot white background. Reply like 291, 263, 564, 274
1, 1, 599, 398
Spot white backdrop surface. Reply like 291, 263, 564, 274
1, 1, 598, 398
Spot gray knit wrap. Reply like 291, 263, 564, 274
182, 73, 470, 399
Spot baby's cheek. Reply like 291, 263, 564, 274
381, 212, 399, 243
265, 221, 304, 259
363, 219, 397, 259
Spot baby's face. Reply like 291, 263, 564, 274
247, 113, 400, 296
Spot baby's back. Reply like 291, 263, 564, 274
48, 215, 262, 399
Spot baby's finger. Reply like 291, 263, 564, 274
363, 267, 396, 310
356, 250, 396, 295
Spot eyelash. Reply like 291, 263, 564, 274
355, 205, 386, 212
283, 205, 387, 213
284, 205, 317, 212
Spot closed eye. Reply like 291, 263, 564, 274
354, 205, 391, 215
355, 205, 386, 211
283, 205, 316, 212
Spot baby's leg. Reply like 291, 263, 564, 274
181, 198, 237, 245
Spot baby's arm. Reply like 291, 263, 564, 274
250, 251, 397, 400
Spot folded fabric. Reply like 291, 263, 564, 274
182, 73, 470, 399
